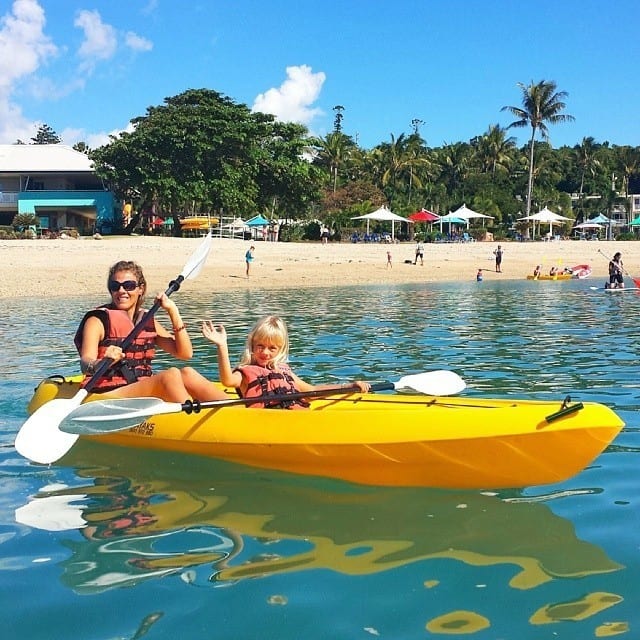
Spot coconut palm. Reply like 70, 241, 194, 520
473, 124, 517, 177
574, 136, 602, 221
310, 132, 356, 193
502, 80, 574, 216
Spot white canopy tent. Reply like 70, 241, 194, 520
352, 206, 413, 241
518, 207, 572, 239
452, 204, 494, 226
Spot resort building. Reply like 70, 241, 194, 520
0, 144, 116, 234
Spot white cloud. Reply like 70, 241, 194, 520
74, 9, 117, 72
0, 2, 152, 144
61, 121, 136, 149
252, 65, 325, 127
125, 31, 153, 52
0, 0, 57, 142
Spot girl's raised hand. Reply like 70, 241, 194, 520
201, 320, 227, 346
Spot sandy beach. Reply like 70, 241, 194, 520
1, 236, 638, 299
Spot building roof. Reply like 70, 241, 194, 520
0, 144, 95, 173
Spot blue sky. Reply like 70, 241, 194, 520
2, 0, 639, 150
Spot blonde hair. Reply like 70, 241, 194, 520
239, 315, 289, 368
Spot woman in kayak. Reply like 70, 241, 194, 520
75, 260, 227, 402
188, 315, 371, 408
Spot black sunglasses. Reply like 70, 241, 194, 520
108, 279, 139, 293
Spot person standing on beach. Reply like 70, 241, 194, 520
414, 240, 424, 265
245, 245, 255, 278
386, 250, 392, 269
494, 245, 504, 273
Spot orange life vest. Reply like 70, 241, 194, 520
74, 306, 156, 391
235, 363, 309, 409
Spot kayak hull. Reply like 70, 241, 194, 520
527, 274, 573, 281
27, 376, 624, 489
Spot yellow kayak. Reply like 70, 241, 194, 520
526, 274, 573, 281
28, 376, 624, 490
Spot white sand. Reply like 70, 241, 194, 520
1, 236, 635, 299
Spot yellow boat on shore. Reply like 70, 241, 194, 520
526, 274, 573, 281
27, 375, 624, 490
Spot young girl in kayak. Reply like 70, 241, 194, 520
75, 260, 227, 402
193, 315, 371, 408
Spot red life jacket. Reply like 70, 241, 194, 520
235, 363, 309, 409
74, 306, 156, 391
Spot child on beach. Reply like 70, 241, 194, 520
245, 246, 255, 278
386, 250, 392, 269
199, 315, 371, 408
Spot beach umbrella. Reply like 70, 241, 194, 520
452, 204, 494, 226
246, 214, 270, 240
246, 214, 270, 227
408, 208, 439, 223
574, 222, 603, 229
437, 211, 467, 235
518, 206, 572, 239
351, 206, 413, 240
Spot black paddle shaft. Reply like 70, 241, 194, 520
181, 381, 395, 413
83, 275, 185, 393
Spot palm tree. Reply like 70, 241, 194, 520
574, 136, 601, 221
502, 80, 574, 215
311, 132, 356, 193
473, 124, 517, 177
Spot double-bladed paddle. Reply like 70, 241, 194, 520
14, 232, 213, 465
60, 369, 466, 436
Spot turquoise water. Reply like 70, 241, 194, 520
2, 280, 639, 639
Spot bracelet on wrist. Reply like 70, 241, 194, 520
174, 324, 186, 333
85, 359, 98, 375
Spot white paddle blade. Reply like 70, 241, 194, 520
15, 393, 87, 464
181, 232, 212, 281
61, 397, 183, 435
394, 370, 466, 396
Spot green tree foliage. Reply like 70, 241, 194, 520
80, 82, 640, 237
31, 123, 61, 144
90, 89, 323, 219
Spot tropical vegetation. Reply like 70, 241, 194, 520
21, 81, 640, 239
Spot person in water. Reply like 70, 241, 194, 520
533, 265, 541, 279
608, 252, 624, 288
197, 315, 371, 408
75, 260, 227, 402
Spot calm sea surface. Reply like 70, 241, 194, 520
1, 279, 639, 639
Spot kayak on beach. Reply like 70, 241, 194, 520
527, 273, 573, 281
24, 375, 624, 490
527, 264, 592, 281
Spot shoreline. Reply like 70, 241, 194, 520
2, 236, 636, 299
